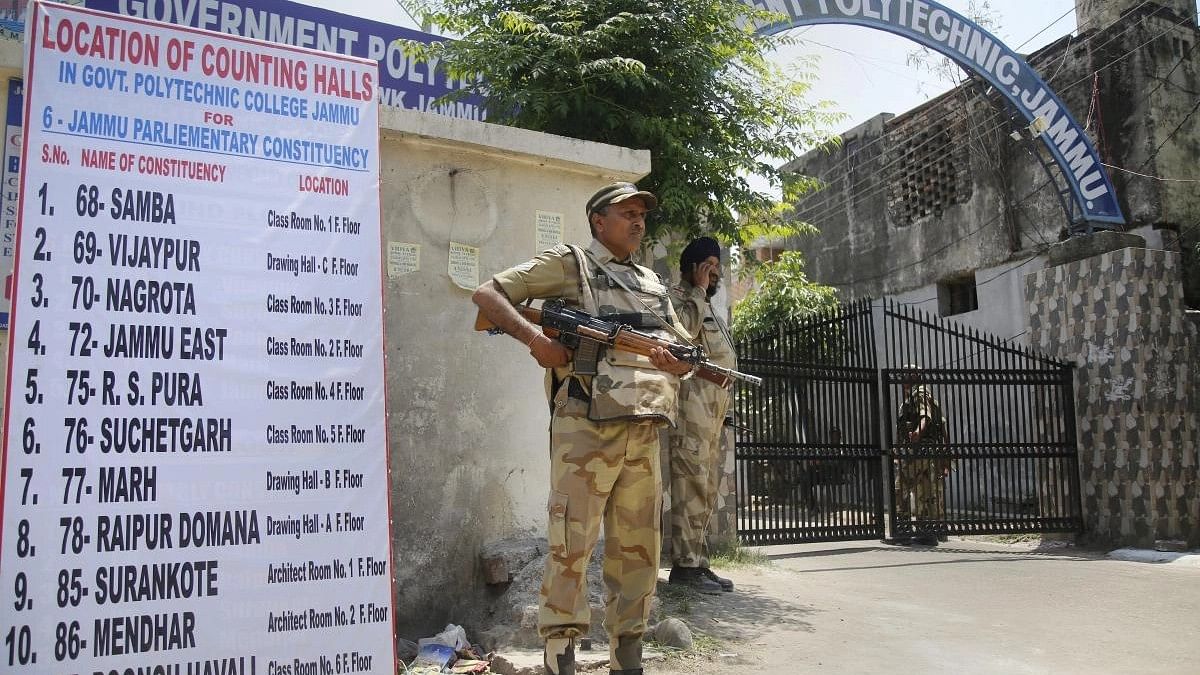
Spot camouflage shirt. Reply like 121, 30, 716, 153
670, 281, 736, 371
492, 239, 687, 424
897, 385, 946, 445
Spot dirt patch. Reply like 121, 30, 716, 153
647, 564, 814, 674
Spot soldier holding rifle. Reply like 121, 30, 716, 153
472, 182, 692, 675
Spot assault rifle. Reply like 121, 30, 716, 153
475, 299, 762, 387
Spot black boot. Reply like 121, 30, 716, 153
544, 637, 575, 675
609, 636, 642, 673
699, 566, 734, 592
667, 565, 723, 594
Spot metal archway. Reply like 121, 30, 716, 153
746, 0, 1125, 232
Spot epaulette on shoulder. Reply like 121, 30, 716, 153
548, 243, 573, 256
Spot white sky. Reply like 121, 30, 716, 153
290, 0, 1081, 134
773, 0, 1078, 131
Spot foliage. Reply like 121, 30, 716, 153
731, 250, 839, 341
707, 538, 771, 569
399, 0, 841, 247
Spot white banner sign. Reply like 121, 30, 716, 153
0, 2, 394, 673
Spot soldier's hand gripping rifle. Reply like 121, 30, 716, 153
474, 299, 763, 387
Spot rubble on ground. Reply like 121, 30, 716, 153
475, 537, 614, 650
398, 535, 692, 672
648, 617, 693, 650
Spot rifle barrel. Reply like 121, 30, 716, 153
475, 301, 762, 386
704, 362, 763, 387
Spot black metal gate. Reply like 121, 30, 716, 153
733, 299, 1082, 545
734, 299, 884, 545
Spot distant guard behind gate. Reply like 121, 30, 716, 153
891, 366, 950, 546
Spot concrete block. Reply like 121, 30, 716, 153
480, 537, 547, 585
1046, 232, 1146, 268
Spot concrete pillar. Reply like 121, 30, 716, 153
1026, 243, 1200, 547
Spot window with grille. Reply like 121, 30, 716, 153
886, 118, 972, 227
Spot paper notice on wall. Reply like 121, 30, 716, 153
388, 241, 420, 277
535, 210, 563, 251
449, 241, 480, 289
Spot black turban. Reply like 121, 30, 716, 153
679, 236, 721, 275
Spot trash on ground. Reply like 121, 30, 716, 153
406, 623, 493, 674
450, 659, 490, 673
419, 623, 471, 651
413, 643, 456, 671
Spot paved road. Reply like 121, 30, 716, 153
648, 539, 1200, 674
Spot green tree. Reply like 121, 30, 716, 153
732, 250, 839, 341
400, 0, 840, 246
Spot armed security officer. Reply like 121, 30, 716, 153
472, 182, 692, 675
667, 237, 737, 594
892, 366, 950, 546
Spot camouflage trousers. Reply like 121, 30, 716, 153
668, 381, 730, 568
894, 459, 946, 527
538, 383, 663, 666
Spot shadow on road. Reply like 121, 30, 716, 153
763, 541, 1102, 573
654, 576, 815, 644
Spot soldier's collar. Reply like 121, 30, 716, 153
587, 238, 635, 265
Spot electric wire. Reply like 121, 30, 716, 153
821, 67, 1190, 287
1103, 163, 1200, 182
787, 1, 1155, 192
899, 255, 1043, 307
1137, 96, 1200, 172
792, 0, 1156, 205
790, 9, 1196, 233
822, 175, 1057, 288
1012, 7, 1077, 51
792, 7, 1191, 228
787, 3, 1142, 187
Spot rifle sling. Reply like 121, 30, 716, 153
597, 311, 663, 329
579, 249, 693, 345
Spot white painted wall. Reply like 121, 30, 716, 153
890, 224, 1171, 350
376, 108, 652, 632
889, 255, 1048, 348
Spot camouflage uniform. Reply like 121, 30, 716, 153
667, 281, 736, 569
895, 384, 949, 531
492, 239, 683, 671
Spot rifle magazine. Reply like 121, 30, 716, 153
573, 337, 604, 376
